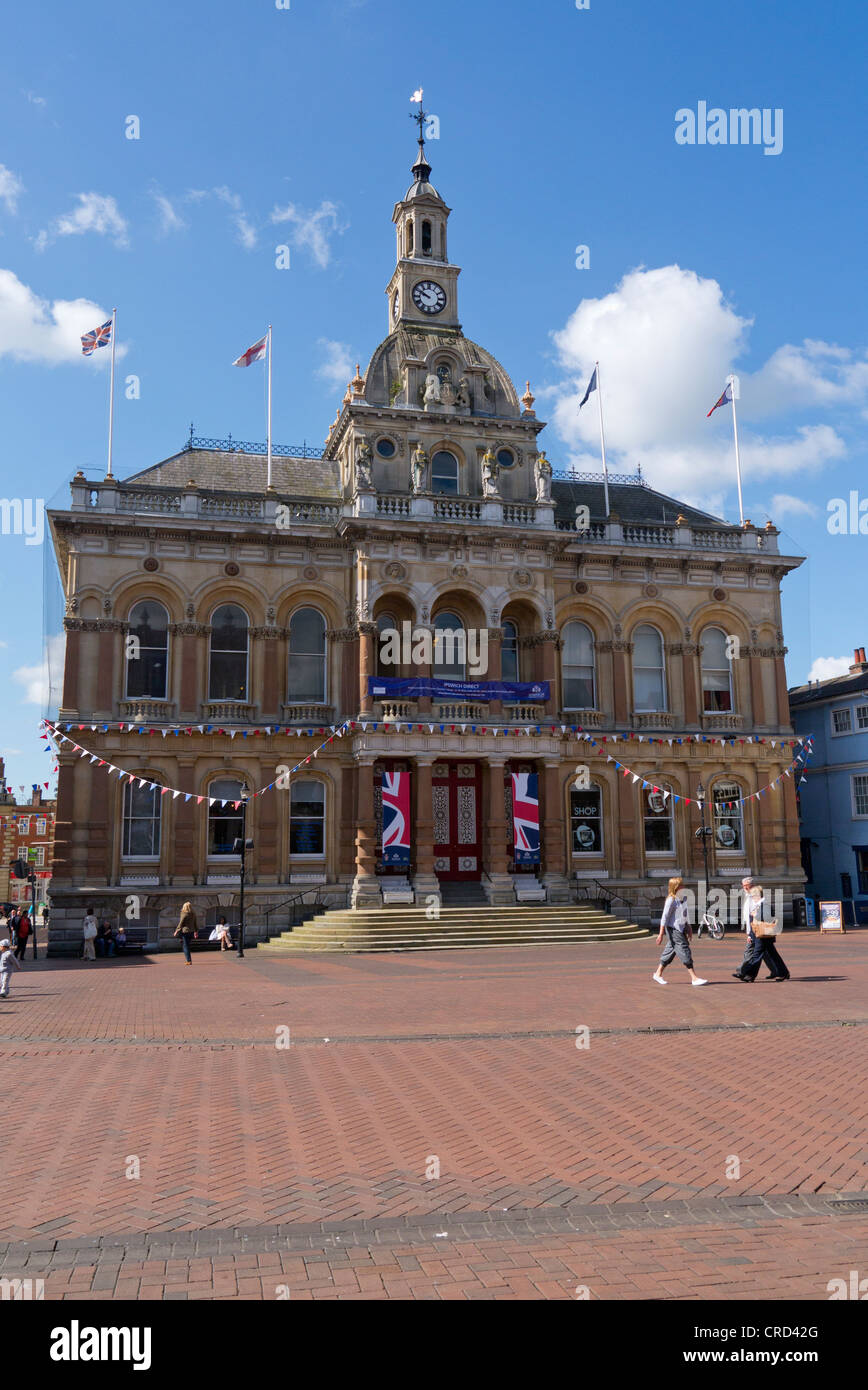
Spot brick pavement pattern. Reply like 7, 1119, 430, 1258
1, 930, 866, 1298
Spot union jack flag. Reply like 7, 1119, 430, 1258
382, 770, 410, 867
511, 771, 540, 865
81, 319, 113, 355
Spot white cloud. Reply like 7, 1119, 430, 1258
152, 191, 186, 235
36, 192, 129, 251
749, 340, 868, 416
316, 338, 354, 389
546, 265, 850, 512
0, 165, 24, 214
213, 187, 257, 249
767, 493, 819, 519
270, 200, 345, 268
13, 634, 64, 707
0, 268, 115, 365
807, 656, 852, 682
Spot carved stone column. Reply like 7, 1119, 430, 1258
351, 757, 381, 908
173, 622, 209, 719
747, 650, 765, 727
95, 619, 122, 716
673, 643, 701, 726
616, 770, 640, 877
481, 759, 513, 905
774, 648, 791, 730
540, 761, 570, 901
171, 760, 196, 887
535, 631, 560, 716
338, 763, 356, 881
358, 623, 376, 716
328, 628, 358, 726
486, 628, 503, 716
253, 626, 282, 720
412, 757, 440, 904
60, 618, 82, 717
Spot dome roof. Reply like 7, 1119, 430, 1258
362, 326, 522, 417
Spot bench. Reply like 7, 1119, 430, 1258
113, 927, 156, 954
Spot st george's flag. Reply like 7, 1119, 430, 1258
80, 319, 113, 356
707, 381, 733, 417
233, 335, 268, 368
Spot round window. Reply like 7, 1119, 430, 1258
497, 449, 514, 469
376, 438, 396, 458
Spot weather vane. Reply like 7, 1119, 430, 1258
410, 88, 427, 154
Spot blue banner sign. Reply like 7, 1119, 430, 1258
368, 677, 550, 702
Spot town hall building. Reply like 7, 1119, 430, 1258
46, 132, 806, 950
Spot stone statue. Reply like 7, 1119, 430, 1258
534, 450, 552, 503
411, 442, 428, 493
355, 437, 374, 491
481, 446, 500, 499
456, 377, 471, 409
423, 374, 441, 406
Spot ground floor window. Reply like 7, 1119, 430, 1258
208, 779, 244, 855
712, 782, 744, 851
122, 783, 162, 858
643, 784, 674, 854
856, 849, 868, 895
571, 785, 603, 853
290, 780, 325, 856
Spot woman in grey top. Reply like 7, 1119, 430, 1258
653, 876, 708, 987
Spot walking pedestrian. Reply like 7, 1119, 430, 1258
13, 912, 30, 960
173, 902, 198, 964
653, 876, 708, 987
82, 905, 98, 962
733, 885, 790, 982
0, 938, 22, 997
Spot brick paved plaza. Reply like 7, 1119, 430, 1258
2, 930, 867, 1301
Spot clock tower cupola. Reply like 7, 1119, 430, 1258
386, 95, 461, 332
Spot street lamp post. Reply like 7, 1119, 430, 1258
235, 785, 252, 959
695, 780, 712, 914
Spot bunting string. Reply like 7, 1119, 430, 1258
40, 719, 814, 814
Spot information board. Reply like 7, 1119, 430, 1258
819, 900, 845, 933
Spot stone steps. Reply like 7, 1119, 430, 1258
257, 904, 650, 954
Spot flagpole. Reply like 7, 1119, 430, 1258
728, 373, 744, 525
595, 360, 611, 518
266, 324, 273, 490
107, 307, 117, 479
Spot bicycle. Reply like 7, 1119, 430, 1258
696, 910, 725, 941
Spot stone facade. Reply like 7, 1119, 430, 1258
44, 144, 806, 952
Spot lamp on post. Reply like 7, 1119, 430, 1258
233, 785, 253, 959
695, 780, 712, 911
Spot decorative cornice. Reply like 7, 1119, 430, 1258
250, 626, 282, 640
169, 623, 211, 637
326, 628, 358, 642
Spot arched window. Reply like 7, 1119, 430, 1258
571, 784, 604, 854
407, 219, 414, 255
501, 621, 520, 684
433, 610, 466, 680
643, 783, 674, 854
562, 622, 596, 709
209, 605, 249, 701
712, 780, 744, 852
431, 450, 459, 495
701, 626, 734, 712
376, 613, 398, 678
125, 601, 169, 700
633, 625, 667, 711
288, 607, 326, 703
421, 220, 432, 255
208, 778, 244, 856
290, 780, 325, 857
122, 781, 162, 858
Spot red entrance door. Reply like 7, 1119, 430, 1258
432, 761, 481, 880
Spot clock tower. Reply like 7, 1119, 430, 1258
385, 120, 461, 333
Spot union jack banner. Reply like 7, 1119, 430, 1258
80, 319, 113, 355
511, 771, 540, 865
382, 770, 410, 867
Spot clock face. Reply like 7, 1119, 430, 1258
412, 280, 447, 316
392, 291, 400, 321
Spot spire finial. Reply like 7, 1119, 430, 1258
409, 88, 431, 182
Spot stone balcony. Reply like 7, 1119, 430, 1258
701, 712, 746, 731
632, 711, 676, 730
281, 703, 335, 725
201, 701, 257, 723
119, 699, 177, 722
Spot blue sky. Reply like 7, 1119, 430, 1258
1, 0, 866, 792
